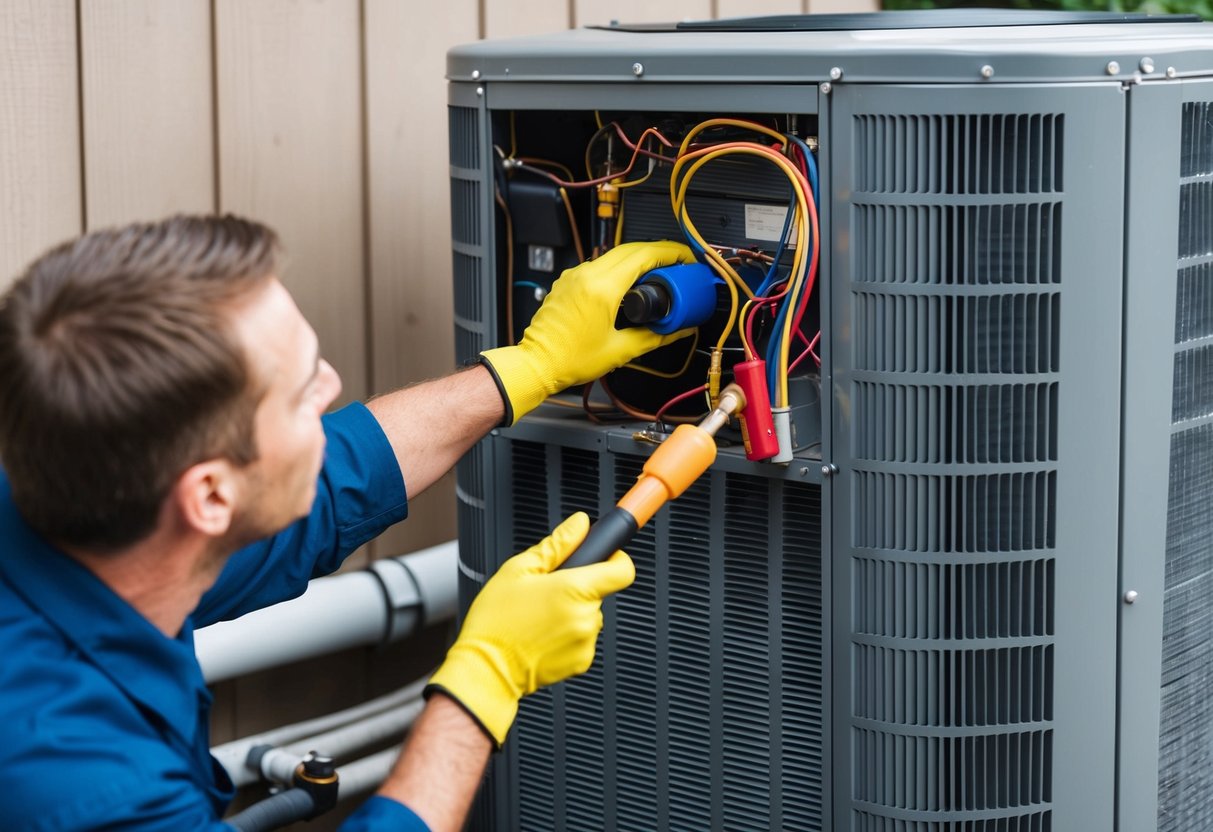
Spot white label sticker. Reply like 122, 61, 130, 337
744, 203, 794, 245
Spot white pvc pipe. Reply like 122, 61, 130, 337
212, 678, 428, 786
196, 541, 458, 683
336, 747, 401, 801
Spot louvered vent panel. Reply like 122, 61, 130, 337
853, 292, 1060, 375
1175, 262, 1213, 344
454, 325, 482, 364
853, 814, 1052, 832
782, 482, 825, 830
1172, 343, 1213, 423
611, 456, 661, 832
558, 449, 607, 832
453, 251, 481, 322
854, 114, 1062, 195
448, 106, 479, 169
721, 475, 774, 830
666, 479, 713, 832
854, 203, 1061, 285
450, 179, 481, 246
507, 440, 557, 831
1157, 99, 1213, 832
850, 111, 1059, 829
854, 383, 1058, 464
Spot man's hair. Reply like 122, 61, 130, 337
0, 215, 281, 551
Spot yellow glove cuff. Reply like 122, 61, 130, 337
425, 642, 522, 748
479, 345, 550, 426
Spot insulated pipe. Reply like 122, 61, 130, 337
195, 541, 458, 683
212, 678, 428, 782
254, 699, 425, 787
335, 747, 401, 801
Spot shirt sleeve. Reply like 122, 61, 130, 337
193, 402, 408, 627
339, 796, 432, 832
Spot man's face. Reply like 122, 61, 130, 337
229, 278, 342, 540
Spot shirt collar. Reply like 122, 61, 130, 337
0, 472, 208, 746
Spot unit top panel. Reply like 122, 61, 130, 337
448, 13, 1213, 86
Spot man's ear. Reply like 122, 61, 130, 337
173, 459, 239, 538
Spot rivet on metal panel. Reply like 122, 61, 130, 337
1166, 66, 1178, 79
819, 82, 832, 95
1124, 590, 1140, 605
1106, 61, 1121, 76
1139, 57, 1155, 74
798, 467, 810, 477
632, 62, 644, 77
476, 86, 484, 96
821, 463, 838, 477
829, 67, 843, 81
490, 429, 500, 437
471, 69, 481, 80
980, 65, 995, 79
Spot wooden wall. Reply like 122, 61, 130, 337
0, 0, 875, 826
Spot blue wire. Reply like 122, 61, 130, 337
514, 281, 547, 291
766, 138, 819, 395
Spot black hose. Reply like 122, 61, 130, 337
225, 788, 316, 832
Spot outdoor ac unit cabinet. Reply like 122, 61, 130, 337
445, 11, 1213, 831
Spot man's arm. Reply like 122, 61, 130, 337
376, 694, 492, 832
365, 364, 502, 501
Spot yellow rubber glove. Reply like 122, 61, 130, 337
424, 513, 634, 747
481, 240, 696, 424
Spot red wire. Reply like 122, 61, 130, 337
655, 383, 709, 425
789, 331, 822, 374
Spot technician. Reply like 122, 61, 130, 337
0, 215, 693, 831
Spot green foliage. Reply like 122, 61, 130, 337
883, 0, 1213, 19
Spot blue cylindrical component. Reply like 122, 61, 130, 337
638, 263, 722, 335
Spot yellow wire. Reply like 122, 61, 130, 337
558, 187, 586, 263
615, 197, 625, 248
675, 118, 788, 160
623, 329, 700, 378
673, 143, 812, 404
673, 146, 809, 352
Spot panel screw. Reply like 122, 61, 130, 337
476, 86, 484, 96
1139, 57, 1154, 74
1124, 590, 1139, 605
821, 463, 839, 477
799, 466, 810, 477
829, 66, 843, 81
820, 82, 832, 95
1166, 66, 1178, 79
1106, 61, 1120, 76
471, 69, 481, 80
980, 65, 994, 80
632, 62, 644, 77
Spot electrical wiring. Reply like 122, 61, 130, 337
622, 329, 700, 378
502, 112, 823, 440
495, 187, 517, 345
654, 383, 709, 425
558, 187, 586, 263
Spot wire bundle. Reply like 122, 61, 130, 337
496, 115, 821, 434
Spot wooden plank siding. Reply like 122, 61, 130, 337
80, 0, 215, 228
0, 0, 81, 289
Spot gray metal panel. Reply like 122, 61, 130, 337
830, 83, 1125, 831
1116, 78, 1186, 832
1155, 81, 1213, 832
485, 81, 817, 114
448, 23, 1213, 86
496, 434, 828, 831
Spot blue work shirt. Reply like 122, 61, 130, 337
0, 402, 429, 831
